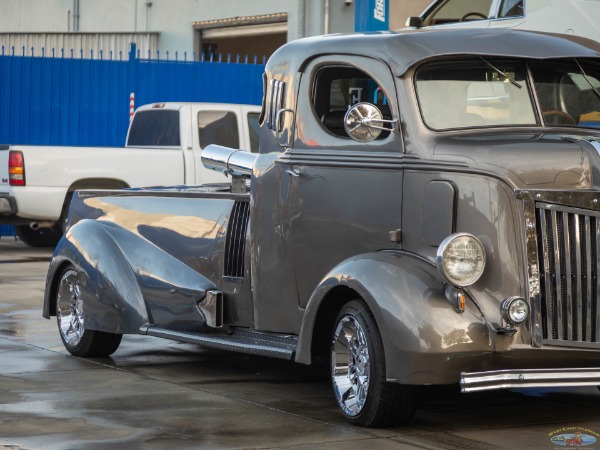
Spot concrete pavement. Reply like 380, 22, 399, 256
2, 238, 600, 449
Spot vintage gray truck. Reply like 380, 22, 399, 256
44, 28, 600, 427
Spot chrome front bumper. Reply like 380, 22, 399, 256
461, 368, 600, 393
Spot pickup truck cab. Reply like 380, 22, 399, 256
0, 102, 260, 246
44, 28, 600, 427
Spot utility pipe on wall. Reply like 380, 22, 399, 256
324, 0, 330, 34
73, 0, 80, 31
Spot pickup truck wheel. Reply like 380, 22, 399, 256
14, 224, 62, 247
331, 300, 418, 427
56, 267, 122, 357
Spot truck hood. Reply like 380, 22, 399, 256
432, 132, 600, 190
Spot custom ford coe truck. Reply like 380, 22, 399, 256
44, 28, 600, 427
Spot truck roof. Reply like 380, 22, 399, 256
135, 102, 261, 112
268, 28, 600, 77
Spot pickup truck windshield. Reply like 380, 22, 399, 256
415, 59, 600, 130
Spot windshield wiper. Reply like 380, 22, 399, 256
479, 56, 523, 89
574, 58, 600, 101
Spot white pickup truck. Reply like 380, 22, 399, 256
0, 102, 260, 246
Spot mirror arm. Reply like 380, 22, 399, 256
363, 118, 400, 132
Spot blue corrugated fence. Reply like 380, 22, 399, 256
0, 44, 266, 236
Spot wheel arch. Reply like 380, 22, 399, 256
296, 251, 491, 385
42, 219, 150, 334
60, 178, 130, 231
67, 178, 130, 193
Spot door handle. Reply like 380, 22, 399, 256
286, 169, 300, 177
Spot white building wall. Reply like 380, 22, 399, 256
0, 0, 424, 57
0, 0, 356, 55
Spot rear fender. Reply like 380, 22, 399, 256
296, 251, 492, 384
43, 219, 216, 334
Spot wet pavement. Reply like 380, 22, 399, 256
1, 238, 600, 449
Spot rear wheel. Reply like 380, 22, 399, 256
56, 266, 122, 357
331, 300, 418, 427
14, 224, 62, 247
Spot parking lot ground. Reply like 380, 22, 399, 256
2, 239, 600, 449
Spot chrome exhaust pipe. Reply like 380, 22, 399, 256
202, 145, 257, 177
30, 221, 55, 230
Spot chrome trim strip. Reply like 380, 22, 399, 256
574, 213, 583, 342
142, 326, 297, 360
553, 209, 564, 340
522, 194, 543, 347
461, 368, 600, 393
596, 220, 600, 342
585, 215, 593, 343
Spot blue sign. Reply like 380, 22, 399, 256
355, 0, 389, 32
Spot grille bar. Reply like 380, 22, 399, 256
536, 203, 599, 344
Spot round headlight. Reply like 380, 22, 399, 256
500, 296, 529, 325
436, 233, 486, 287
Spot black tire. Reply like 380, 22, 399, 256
331, 300, 418, 427
15, 224, 62, 247
55, 266, 122, 357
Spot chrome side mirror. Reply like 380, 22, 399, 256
344, 102, 398, 143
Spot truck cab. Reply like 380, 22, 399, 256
44, 28, 600, 427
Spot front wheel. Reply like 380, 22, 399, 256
331, 300, 418, 427
56, 266, 122, 357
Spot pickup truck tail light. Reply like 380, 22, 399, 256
9, 150, 25, 186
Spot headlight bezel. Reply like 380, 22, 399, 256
500, 296, 530, 325
436, 232, 486, 288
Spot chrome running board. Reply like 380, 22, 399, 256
461, 368, 600, 393
141, 326, 297, 360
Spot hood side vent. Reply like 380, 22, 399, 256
224, 201, 250, 278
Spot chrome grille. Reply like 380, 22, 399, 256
536, 203, 599, 343
224, 201, 250, 278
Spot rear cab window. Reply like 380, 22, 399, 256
127, 110, 181, 147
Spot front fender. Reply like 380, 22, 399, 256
43, 219, 216, 334
296, 251, 493, 385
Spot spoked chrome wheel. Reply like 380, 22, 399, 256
54, 265, 123, 357
332, 314, 370, 416
330, 300, 419, 427
57, 268, 85, 347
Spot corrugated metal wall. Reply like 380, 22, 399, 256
0, 43, 265, 146
0, 33, 159, 59
0, 44, 266, 236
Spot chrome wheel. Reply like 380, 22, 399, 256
330, 300, 419, 427
332, 314, 370, 416
57, 269, 85, 347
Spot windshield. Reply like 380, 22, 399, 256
415, 58, 600, 130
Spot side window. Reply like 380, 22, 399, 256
313, 66, 391, 139
498, 0, 523, 18
247, 112, 260, 153
427, 0, 493, 25
197, 111, 240, 149
127, 110, 181, 147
